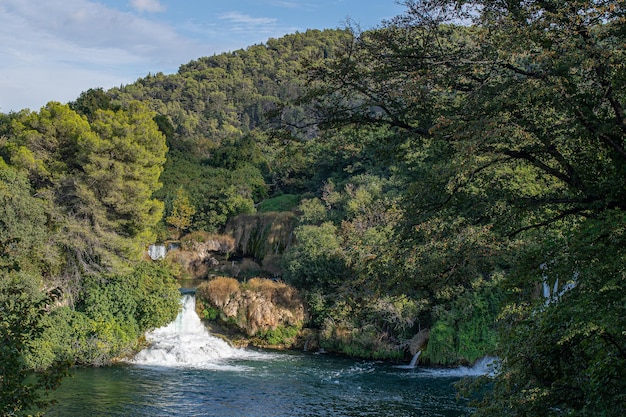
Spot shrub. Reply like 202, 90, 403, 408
201, 307, 220, 321
31, 262, 180, 367
197, 277, 240, 308
257, 325, 300, 346
424, 277, 501, 365
281, 222, 348, 290
257, 194, 301, 213
246, 278, 302, 310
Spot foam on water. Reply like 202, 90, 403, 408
420, 356, 499, 377
132, 294, 268, 369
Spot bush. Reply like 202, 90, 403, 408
32, 262, 180, 367
0, 274, 70, 415
246, 278, 303, 309
281, 222, 348, 290
201, 307, 220, 321
425, 277, 501, 365
257, 194, 301, 213
257, 325, 300, 346
196, 277, 240, 308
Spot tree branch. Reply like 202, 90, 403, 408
501, 149, 577, 188
508, 207, 590, 237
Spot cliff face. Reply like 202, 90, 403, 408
224, 212, 296, 274
195, 277, 305, 347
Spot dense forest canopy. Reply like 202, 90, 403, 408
299, 1, 626, 415
1, 2, 625, 415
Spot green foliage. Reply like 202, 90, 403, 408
105, 29, 351, 224
201, 307, 220, 321
0, 163, 49, 275
0, 274, 70, 416
365, 295, 423, 340
257, 325, 300, 346
296, 197, 328, 224
166, 187, 196, 237
69, 88, 120, 121
1, 101, 168, 277
32, 262, 179, 367
282, 222, 347, 290
4, 16, 625, 417
256, 194, 300, 213
130, 262, 181, 330
158, 153, 262, 231
425, 277, 501, 365
467, 212, 626, 417
83, 100, 167, 240
304, 0, 626, 413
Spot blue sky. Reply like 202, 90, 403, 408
0, 0, 406, 113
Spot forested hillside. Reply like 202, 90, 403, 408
1, 1, 625, 416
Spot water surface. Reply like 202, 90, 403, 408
48, 355, 473, 417
47, 296, 479, 416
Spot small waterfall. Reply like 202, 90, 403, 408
420, 356, 499, 377
132, 295, 264, 369
148, 244, 167, 260
394, 351, 421, 369
408, 351, 421, 367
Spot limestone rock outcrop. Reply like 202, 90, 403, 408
409, 329, 430, 356
196, 277, 305, 338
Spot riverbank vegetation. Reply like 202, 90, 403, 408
1, 1, 625, 416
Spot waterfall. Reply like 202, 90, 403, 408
420, 356, 499, 377
132, 294, 265, 369
408, 351, 421, 367
394, 351, 421, 369
148, 244, 166, 260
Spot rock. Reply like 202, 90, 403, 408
197, 277, 305, 338
409, 329, 430, 356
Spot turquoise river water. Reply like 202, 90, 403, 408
47, 296, 491, 417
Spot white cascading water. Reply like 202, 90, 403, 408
420, 356, 499, 377
394, 351, 422, 369
132, 294, 264, 369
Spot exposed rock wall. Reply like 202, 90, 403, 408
409, 329, 430, 356
196, 277, 305, 338
224, 212, 296, 268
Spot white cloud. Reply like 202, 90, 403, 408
130, 0, 166, 13
268, 1, 301, 8
0, 0, 205, 111
219, 12, 277, 26
218, 11, 279, 34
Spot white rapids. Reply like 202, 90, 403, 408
420, 356, 499, 377
132, 294, 267, 369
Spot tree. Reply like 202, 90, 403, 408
0, 162, 48, 275
282, 222, 348, 290
166, 188, 196, 237
69, 88, 120, 121
305, 0, 626, 414
77, 100, 167, 249
0, 275, 70, 416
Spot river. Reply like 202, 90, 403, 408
47, 295, 491, 417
